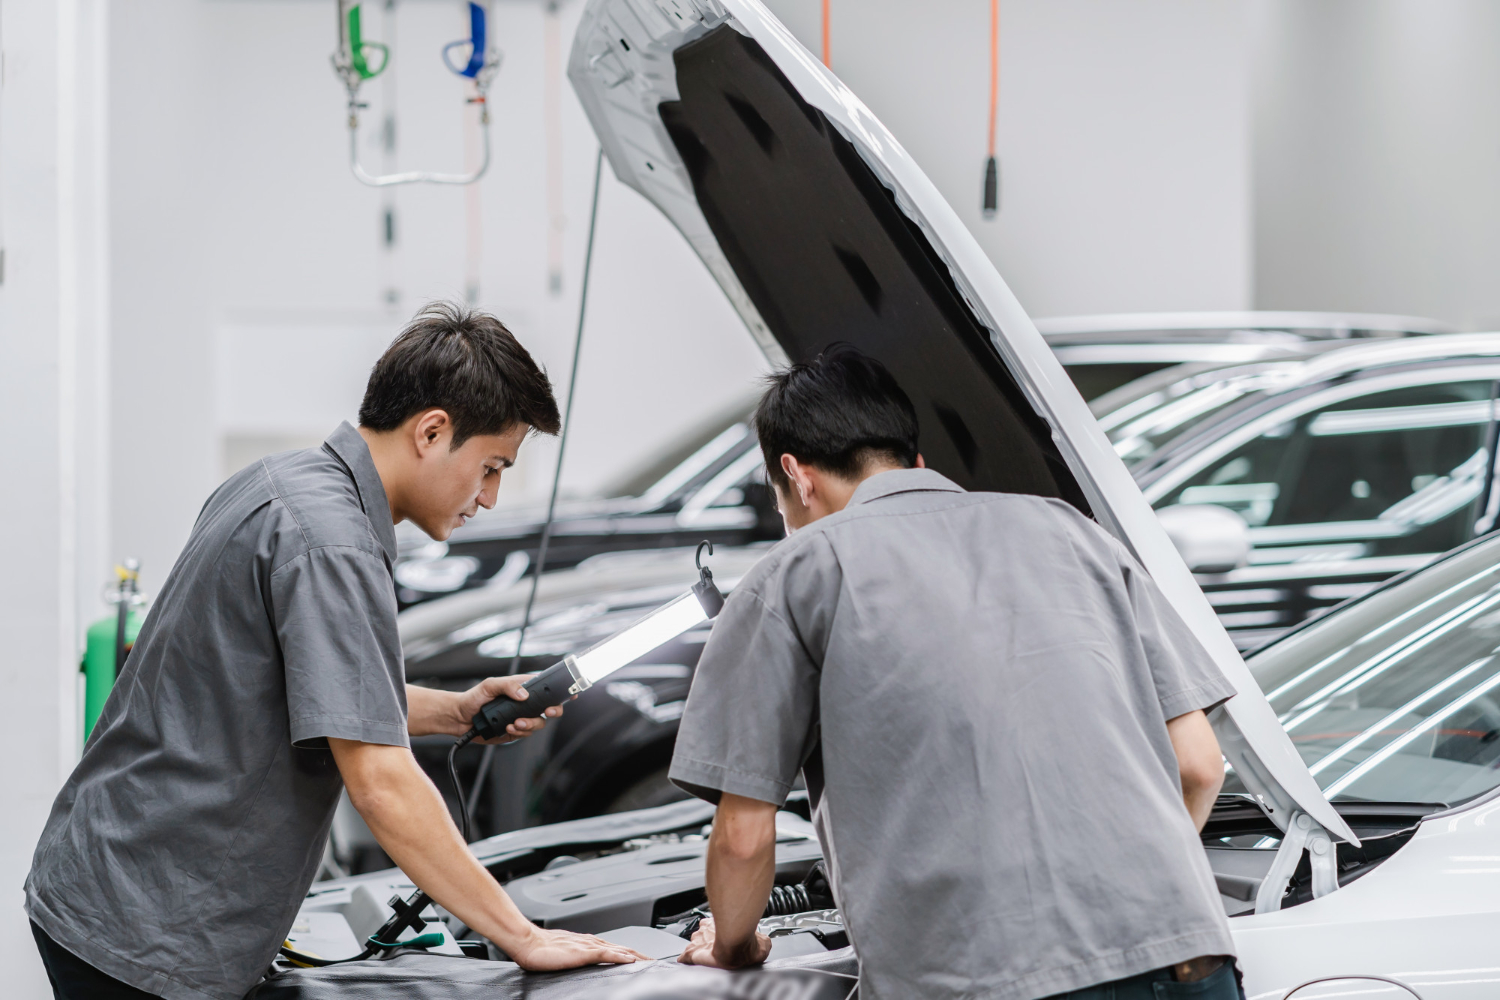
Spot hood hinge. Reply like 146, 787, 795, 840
1254, 811, 1339, 913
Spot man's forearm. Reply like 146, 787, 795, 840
704, 794, 779, 964
329, 739, 539, 953
406, 683, 467, 737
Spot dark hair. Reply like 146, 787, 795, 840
754, 344, 919, 490
359, 302, 561, 446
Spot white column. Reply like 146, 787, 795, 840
0, 0, 111, 993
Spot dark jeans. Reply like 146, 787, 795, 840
1044, 960, 1245, 1000
31, 921, 161, 1000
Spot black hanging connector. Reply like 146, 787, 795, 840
983, 155, 999, 217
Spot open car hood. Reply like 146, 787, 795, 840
569, 0, 1354, 845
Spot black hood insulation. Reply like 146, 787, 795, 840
660, 26, 1089, 513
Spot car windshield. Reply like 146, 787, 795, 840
1096, 371, 1277, 467
1237, 534, 1500, 807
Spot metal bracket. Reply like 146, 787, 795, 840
1254, 811, 1339, 913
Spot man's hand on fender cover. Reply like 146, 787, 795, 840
330, 738, 647, 970
679, 916, 772, 969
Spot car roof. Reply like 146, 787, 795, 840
570, 0, 1355, 843
1126, 333, 1500, 483
1035, 310, 1456, 342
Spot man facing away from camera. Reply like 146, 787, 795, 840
26, 303, 646, 1000
670, 346, 1244, 1000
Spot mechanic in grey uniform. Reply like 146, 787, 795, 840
671, 346, 1242, 1000
26, 303, 646, 1000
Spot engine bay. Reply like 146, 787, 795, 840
277, 792, 1444, 984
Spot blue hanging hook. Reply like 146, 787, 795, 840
443, 2, 488, 79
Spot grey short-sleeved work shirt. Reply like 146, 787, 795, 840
26, 422, 408, 1000
670, 469, 1238, 1000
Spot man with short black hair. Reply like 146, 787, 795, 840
27, 303, 646, 1000
671, 345, 1242, 999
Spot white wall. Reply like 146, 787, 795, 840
0, 1, 113, 993
1253, 0, 1500, 328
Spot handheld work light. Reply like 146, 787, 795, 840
466, 546, 725, 742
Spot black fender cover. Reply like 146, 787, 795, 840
247, 949, 859, 999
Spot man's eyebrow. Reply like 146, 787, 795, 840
495, 457, 514, 469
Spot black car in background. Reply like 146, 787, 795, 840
394, 311, 1449, 608
392, 394, 781, 607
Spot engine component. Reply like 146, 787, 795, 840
762, 882, 812, 918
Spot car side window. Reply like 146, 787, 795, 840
1161, 380, 1497, 562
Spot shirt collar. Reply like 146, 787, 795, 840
325, 421, 399, 563
848, 467, 966, 506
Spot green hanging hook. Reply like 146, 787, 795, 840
347, 3, 390, 80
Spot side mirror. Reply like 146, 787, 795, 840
1155, 504, 1251, 574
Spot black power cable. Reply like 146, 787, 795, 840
448, 145, 606, 844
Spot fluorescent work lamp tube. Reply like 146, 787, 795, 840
467, 547, 725, 743
573, 592, 709, 685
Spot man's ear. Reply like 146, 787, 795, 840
915, 453, 926, 469
781, 454, 814, 508
411, 409, 453, 457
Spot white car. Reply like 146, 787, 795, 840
1221, 530, 1500, 1000
251, 1, 1489, 997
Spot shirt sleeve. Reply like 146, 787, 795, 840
1119, 551, 1238, 721
669, 543, 830, 807
272, 545, 409, 749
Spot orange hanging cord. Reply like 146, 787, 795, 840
821, 0, 830, 68
988, 0, 999, 158
983, 0, 999, 216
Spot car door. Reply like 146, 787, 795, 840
1145, 368, 1500, 650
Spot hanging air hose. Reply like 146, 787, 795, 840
983, 0, 999, 217
446, 146, 607, 845
332, 0, 501, 187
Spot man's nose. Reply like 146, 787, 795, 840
478, 481, 498, 509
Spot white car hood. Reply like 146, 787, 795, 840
568, 0, 1354, 844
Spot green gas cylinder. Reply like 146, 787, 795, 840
81, 561, 144, 742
